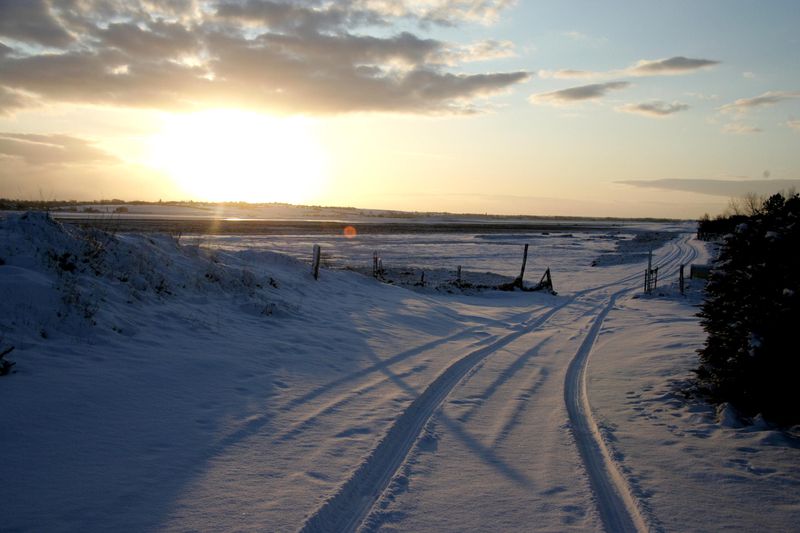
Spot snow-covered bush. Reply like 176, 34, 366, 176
696, 193, 800, 425
0, 212, 283, 344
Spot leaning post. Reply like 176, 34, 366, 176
311, 244, 321, 280
516, 243, 529, 288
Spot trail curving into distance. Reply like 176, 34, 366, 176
563, 234, 697, 533
299, 233, 700, 533
563, 292, 647, 533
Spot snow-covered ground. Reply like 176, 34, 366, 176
1, 212, 798, 532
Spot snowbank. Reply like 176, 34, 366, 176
1, 213, 797, 532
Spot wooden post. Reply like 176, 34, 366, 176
311, 244, 321, 280
539, 267, 553, 292
644, 249, 654, 293
457, 265, 462, 283
373, 251, 379, 278
420, 271, 425, 286
679, 264, 685, 295
519, 244, 529, 283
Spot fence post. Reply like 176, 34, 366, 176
373, 251, 379, 278
519, 244, 529, 282
644, 249, 656, 294
311, 244, 321, 280
457, 265, 462, 283
679, 264, 685, 295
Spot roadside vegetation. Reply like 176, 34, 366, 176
696, 192, 800, 425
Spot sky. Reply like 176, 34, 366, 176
0, 0, 799, 218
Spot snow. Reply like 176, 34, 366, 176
1, 211, 798, 532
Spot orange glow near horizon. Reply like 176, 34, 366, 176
146, 109, 329, 204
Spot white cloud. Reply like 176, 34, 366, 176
628, 56, 719, 75
529, 81, 630, 105
720, 91, 800, 113
537, 56, 719, 82
434, 39, 516, 65
537, 69, 596, 80
0, 0, 528, 115
619, 178, 800, 197
723, 123, 763, 134
618, 101, 690, 118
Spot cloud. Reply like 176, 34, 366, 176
685, 91, 719, 101
563, 30, 588, 40
417, 0, 517, 26
618, 101, 689, 117
435, 39, 516, 65
0, 87, 34, 115
529, 81, 630, 105
0, 0, 74, 48
94, 20, 200, 60
0, 131, 177, 200
628, 56, 719, 75
722, 123, 763, 134
0, 0, 527, 115
618, 178, 800, 197
0, 133, 118, 165
720, 91, 800, 113
537, 69, 596, 80
560, 30, 607, 47
215, 0, 387, 32
538, 56, 720, 82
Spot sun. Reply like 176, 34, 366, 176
147, 109, 328, 204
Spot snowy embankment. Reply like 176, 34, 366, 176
1, 212, 798, 532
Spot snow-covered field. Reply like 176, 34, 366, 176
1, 212, 798, 532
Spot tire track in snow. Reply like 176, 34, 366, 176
563, 233, 695, 533
297, 303, 566, 533
272, 363, 442, 444
299, 233, 696, 532
277, 308, 556, 443
564, 292, 648, 533
282, 306, 556, 416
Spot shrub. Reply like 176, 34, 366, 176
696, 193, 800, 425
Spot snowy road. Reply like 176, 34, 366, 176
11, 217, 795, 533
294, 235, 700, 532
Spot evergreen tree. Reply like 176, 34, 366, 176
697, 193, 800, 425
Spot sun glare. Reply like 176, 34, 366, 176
147, 109, 328, 204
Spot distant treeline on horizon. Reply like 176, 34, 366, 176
0, 198, 684, 223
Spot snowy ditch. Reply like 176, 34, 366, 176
1, 212, 798, 532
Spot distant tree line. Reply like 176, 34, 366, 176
696, 192, 800, 425
0, 198, 300, 210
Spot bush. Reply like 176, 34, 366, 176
696, 193, 800, 425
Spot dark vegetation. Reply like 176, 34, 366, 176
696, 192, 800, 425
